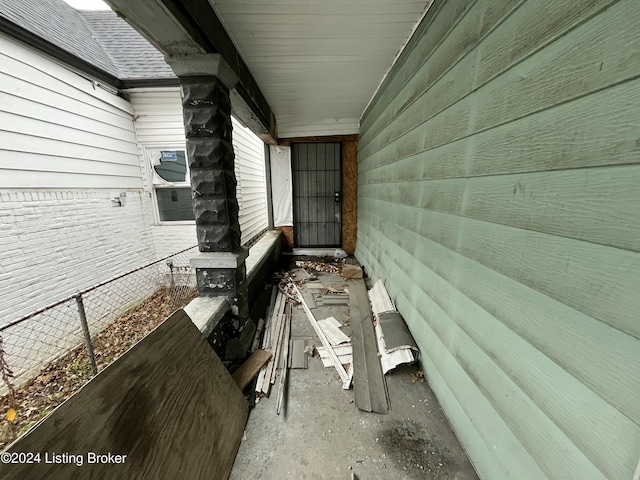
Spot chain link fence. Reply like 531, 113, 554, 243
0, 246, 199, 449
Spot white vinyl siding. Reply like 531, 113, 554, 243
232, 119, 269, 242
0, 34, 156, 323
128, 87, 269, 252
0, 33, 140, 190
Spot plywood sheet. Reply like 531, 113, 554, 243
0, 310, 248, 480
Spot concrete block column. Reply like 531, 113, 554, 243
180, 76, 248, 316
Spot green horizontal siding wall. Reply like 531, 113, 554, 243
356, 0, 640, 479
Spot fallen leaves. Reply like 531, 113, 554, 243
295, 260, 342, 274
5, 408, 15, 422
0, 286, 197, 450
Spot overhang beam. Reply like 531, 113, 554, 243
103, 0, 277, 143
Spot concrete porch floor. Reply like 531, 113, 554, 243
230, 264, 479, 480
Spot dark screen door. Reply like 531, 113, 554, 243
292, 142, 341, 247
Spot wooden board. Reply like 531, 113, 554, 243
294, 285, 349, 384
276, 302, 292, 415
317, 345, 353, 368
0, 310, 248, 480
317, 317, 350, 346
232, 349, 273, 391
348, 279, 388, 414
289, 338, 308, 369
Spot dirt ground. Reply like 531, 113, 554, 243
0, 286, 196, 450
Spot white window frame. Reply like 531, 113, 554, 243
143, 145, 194, 225
143, 144, 243, 225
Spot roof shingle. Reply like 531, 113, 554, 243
0, 0, 175, 82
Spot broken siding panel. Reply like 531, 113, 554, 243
0, 36, 139, 189
357, 0, 640, 478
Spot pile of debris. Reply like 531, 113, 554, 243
243, 258, 418, 416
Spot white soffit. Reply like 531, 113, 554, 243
210, 0, 431, 138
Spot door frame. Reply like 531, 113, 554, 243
277, 134, 359, 254
291, 142, 342, 248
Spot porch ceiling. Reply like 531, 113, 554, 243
211, 0, 431, 138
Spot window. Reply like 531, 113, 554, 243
148, 148, 195, 222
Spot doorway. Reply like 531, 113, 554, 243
291, 142, 341, 247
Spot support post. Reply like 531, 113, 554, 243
75, 294, 97, 376
180, 75, 249, 318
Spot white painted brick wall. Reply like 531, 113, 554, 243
0, 189, 157, 326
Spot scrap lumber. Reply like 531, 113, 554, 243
317, 344, 352, 367
343, 363, 354, 390
289, 338, 309, 369
317, 317, 350, 346
294, 285, 350, 387
257, 290, 286, 396
0, 310, 248, 480
251, 317, 265, 352
342, 263, 363, 279
233, 349, 272, 391
270, 299, 289, 385
349, 279, 388, 413
276, 302, 292, 415
320, 295, 349, 305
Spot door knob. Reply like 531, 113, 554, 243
334, 192, 341, 203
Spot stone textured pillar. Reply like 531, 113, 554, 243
181, 76, 248, 316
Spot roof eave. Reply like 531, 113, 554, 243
0, 15, 121, 87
